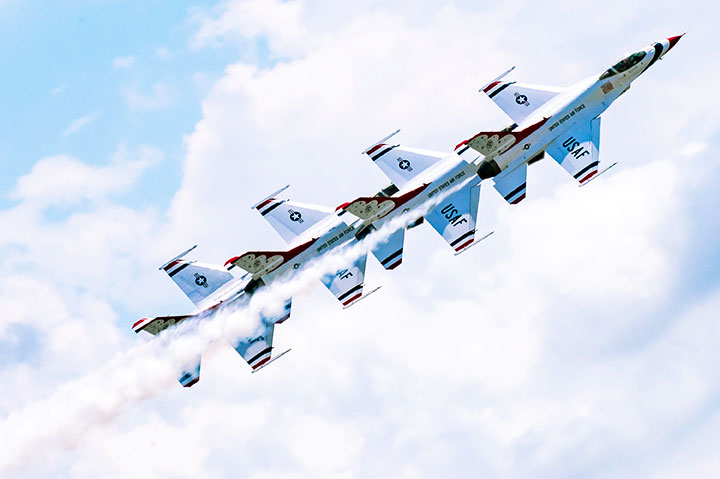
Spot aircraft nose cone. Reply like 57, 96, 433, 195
666, 34, 684, 52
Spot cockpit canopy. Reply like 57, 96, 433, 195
599, 50, 647, 80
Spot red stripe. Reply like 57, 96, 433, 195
224, 256, 240, 267
457, 117, 549, 156
252, 356, 272, 369
163, 260, 180, 271
342, 293, 363, 306
275, 313, 291, 324
386, 259, 402, 270
667, 35, 683, 51
483, 81, 501, 93
454, 239, 474, 252
454, 139, 468, 151
256, 198, 275, 210
183, 377, 200, 388
365, 143, 385, 156
132, 318, 149, 329
510, 193, 526, 204
579, 170, 598, 184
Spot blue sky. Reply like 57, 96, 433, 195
1, 0, 719, 477
0, 1, 243, 209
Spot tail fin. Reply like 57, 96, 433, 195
160, 246, 234, 306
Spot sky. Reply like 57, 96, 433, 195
0, 0, 719, 477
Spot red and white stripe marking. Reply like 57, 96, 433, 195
578, 169, 598, 184
454, 236, 475, 253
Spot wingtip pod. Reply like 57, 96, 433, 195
362, 129, 401, 155
453, 231, 495, 256
342, 285, 382, 309
252, 185, 290, 210
159, 245, 198, 270
480, 66, 516, 93
251, 348, 292, 373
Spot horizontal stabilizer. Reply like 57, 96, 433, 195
132, 314, 195, 335
338, 184, 429, 223
456, 118, 549, 157
225, 238, 317, 277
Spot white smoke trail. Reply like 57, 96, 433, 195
0, 178, 476, 475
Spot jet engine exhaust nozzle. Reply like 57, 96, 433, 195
477, 160, 501, 180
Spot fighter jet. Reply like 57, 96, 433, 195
132, 246, 293, 387
250, 186, 384, 306
334, 132, 492, 260
456, 35, 684, 203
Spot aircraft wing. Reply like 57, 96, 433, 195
132, 314, 195, 335
321, 254, 369, 307
230, 321, 277, 371
545, 117, 602, 184
425, 182, 482, 254
338, 184, 429, 271
253, 186, 337, 243
230, 298, 293, 371
481, 67, 564, 124
159, 246, 235, 307
363, 131, 447, 188
132, 314, 203, 387
493, 163, 528, 204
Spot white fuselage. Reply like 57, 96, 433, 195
482, 37, 675, 177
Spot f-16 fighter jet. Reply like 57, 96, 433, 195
232, 185, 384, 309
455, 35, 684, 204
335, 132, 492, 261
248, 186, 381, 308
132, 246, 293, 387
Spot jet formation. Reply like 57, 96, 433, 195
133, 35, 684, 387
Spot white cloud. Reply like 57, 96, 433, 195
9, 146, 161, 207
122, 82, 176, 112
61, 112, 99, 136
112, 55, 135, 69
3, 1, 720, 477
191, 0, 310, 56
